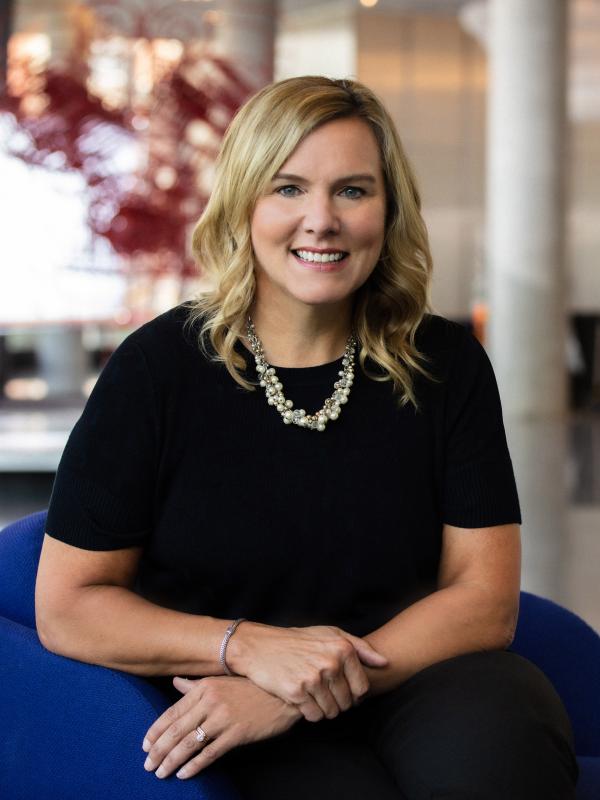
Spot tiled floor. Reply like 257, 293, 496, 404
1, 402, 599, 635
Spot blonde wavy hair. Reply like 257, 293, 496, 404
183, 75, 441, 411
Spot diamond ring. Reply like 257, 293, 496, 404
195, 726, 208, 743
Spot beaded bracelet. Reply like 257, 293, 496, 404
219, 618, 246, 676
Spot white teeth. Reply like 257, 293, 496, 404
294, 250, 346, 263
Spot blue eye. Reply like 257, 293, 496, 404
275, 184, 365, 200
276, 185, 301, 197
341, 186, 365, 199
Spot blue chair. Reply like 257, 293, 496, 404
0, 511, 242, 800
507, 593, 600, 796
1, 511, 599, 798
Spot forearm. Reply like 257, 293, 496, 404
361, 582, 514, 699
38, 583, 234, 677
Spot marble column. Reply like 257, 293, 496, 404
485, 0, 570, 601
486, 0, 569, 416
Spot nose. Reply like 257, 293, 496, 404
302, 191, 341, 236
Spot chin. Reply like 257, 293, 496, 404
287, 287, 354, 308
285, 276, 355, 303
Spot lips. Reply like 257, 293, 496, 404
290, 250, 349, 272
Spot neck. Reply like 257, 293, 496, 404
243, 300, 354, 368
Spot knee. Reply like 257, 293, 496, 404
404, 650, 572, 729
440, 649, 574, 740
376, 650, 580, 798
429, 651, 577, 759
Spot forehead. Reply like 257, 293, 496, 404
277, 117, 383, 179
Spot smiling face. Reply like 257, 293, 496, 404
249, 116, 387, 316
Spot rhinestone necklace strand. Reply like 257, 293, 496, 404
245, 316, 357, 431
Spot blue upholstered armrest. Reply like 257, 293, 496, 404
577, 757, 600, 800
0, 615, 242, 800
510, 592, 600, 759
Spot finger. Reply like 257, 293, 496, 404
143, 702, 195, 754
342, 648, 371, 704
173, 676, 198, 694
326, 672, 354, 713
308, 678, 342, 720
345, 634, 388, 665
143, 682, 204, 752
175, 731, 239, 780
297, 695, 325, 723
144, 707, 208, 774
153, 724, 215, 779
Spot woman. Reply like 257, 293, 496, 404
36, 76, 578, 798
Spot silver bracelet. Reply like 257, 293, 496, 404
219, 618, 246, 676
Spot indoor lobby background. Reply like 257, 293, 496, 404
1, 0, 599, 634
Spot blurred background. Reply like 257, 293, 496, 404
0, 0, 598, 630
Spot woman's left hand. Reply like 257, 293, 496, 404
142, 675, 303, 781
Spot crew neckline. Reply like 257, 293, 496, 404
234, 338, 347, 387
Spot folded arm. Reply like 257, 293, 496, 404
35, 533, 385, 721
35, 533, 233, 677
361, 523, 521, 698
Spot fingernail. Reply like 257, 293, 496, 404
142, 738, 151, 752
176, 768, 187, 779
144, 756, 154, 771
155, 765, 166, 779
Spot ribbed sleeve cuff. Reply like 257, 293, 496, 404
45, 467, 150, 551
443, 458, 522, 528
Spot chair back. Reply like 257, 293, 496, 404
510, 591, 600, 757
0, 510, 46, 628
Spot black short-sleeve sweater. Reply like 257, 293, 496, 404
45, 304, 521, 638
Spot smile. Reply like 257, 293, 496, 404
290, 250, 349, 272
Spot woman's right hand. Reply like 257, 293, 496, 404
225, 621, 389, 722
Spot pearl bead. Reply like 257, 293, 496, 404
246, 316, 356, 432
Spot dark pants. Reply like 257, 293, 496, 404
217, 650, 579, 799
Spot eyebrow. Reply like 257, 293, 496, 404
272, 172, 377, 184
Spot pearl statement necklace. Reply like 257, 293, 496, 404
245, 317, 357, 431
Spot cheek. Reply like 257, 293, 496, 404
250, 210, 269, 252
356, 222, 385, 252
251, 202, 294, 245
352, 204, 386, 245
